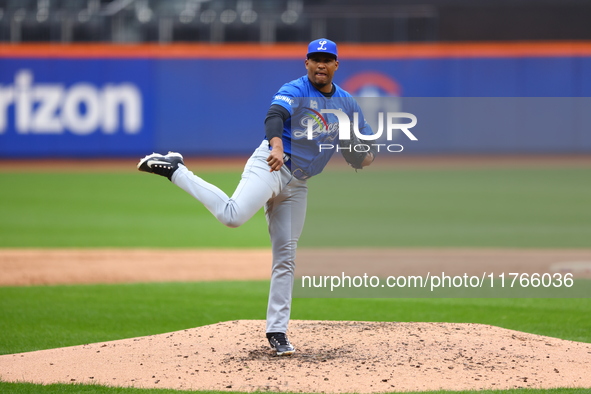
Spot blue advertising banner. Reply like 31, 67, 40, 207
1, 46, 590, 158
0, 59, 155, 157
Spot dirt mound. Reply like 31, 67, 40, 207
1, 320, 590, 392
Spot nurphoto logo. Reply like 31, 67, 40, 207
305, 109, 418, 153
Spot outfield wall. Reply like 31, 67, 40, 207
1, 42, 591, 158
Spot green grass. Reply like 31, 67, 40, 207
1, 167, 590, 248
0, 281, 267, 355
1, 282, 590, 355
0, 172, 269, 248
303, 167, 591, 248
1, 165, 590, 393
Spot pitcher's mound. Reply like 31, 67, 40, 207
1, 320, 590, 392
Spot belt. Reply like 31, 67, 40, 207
283, 153, 310, 180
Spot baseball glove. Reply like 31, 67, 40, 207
338, 124, 375, 170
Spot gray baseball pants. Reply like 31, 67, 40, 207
171, 140, 308, 334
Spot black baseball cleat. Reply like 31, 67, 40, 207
267, 332, 295, 356
137, 152, 184, 180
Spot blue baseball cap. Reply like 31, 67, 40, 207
307, 38, 338, 59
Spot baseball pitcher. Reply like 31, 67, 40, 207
138, 38, 376, 356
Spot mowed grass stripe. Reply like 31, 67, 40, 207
2, 167, 590, 248
303, 168, 591, 248
0, 172, 269, 248
1, 282, 590, 356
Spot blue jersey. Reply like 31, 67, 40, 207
270, 76, 372, 179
